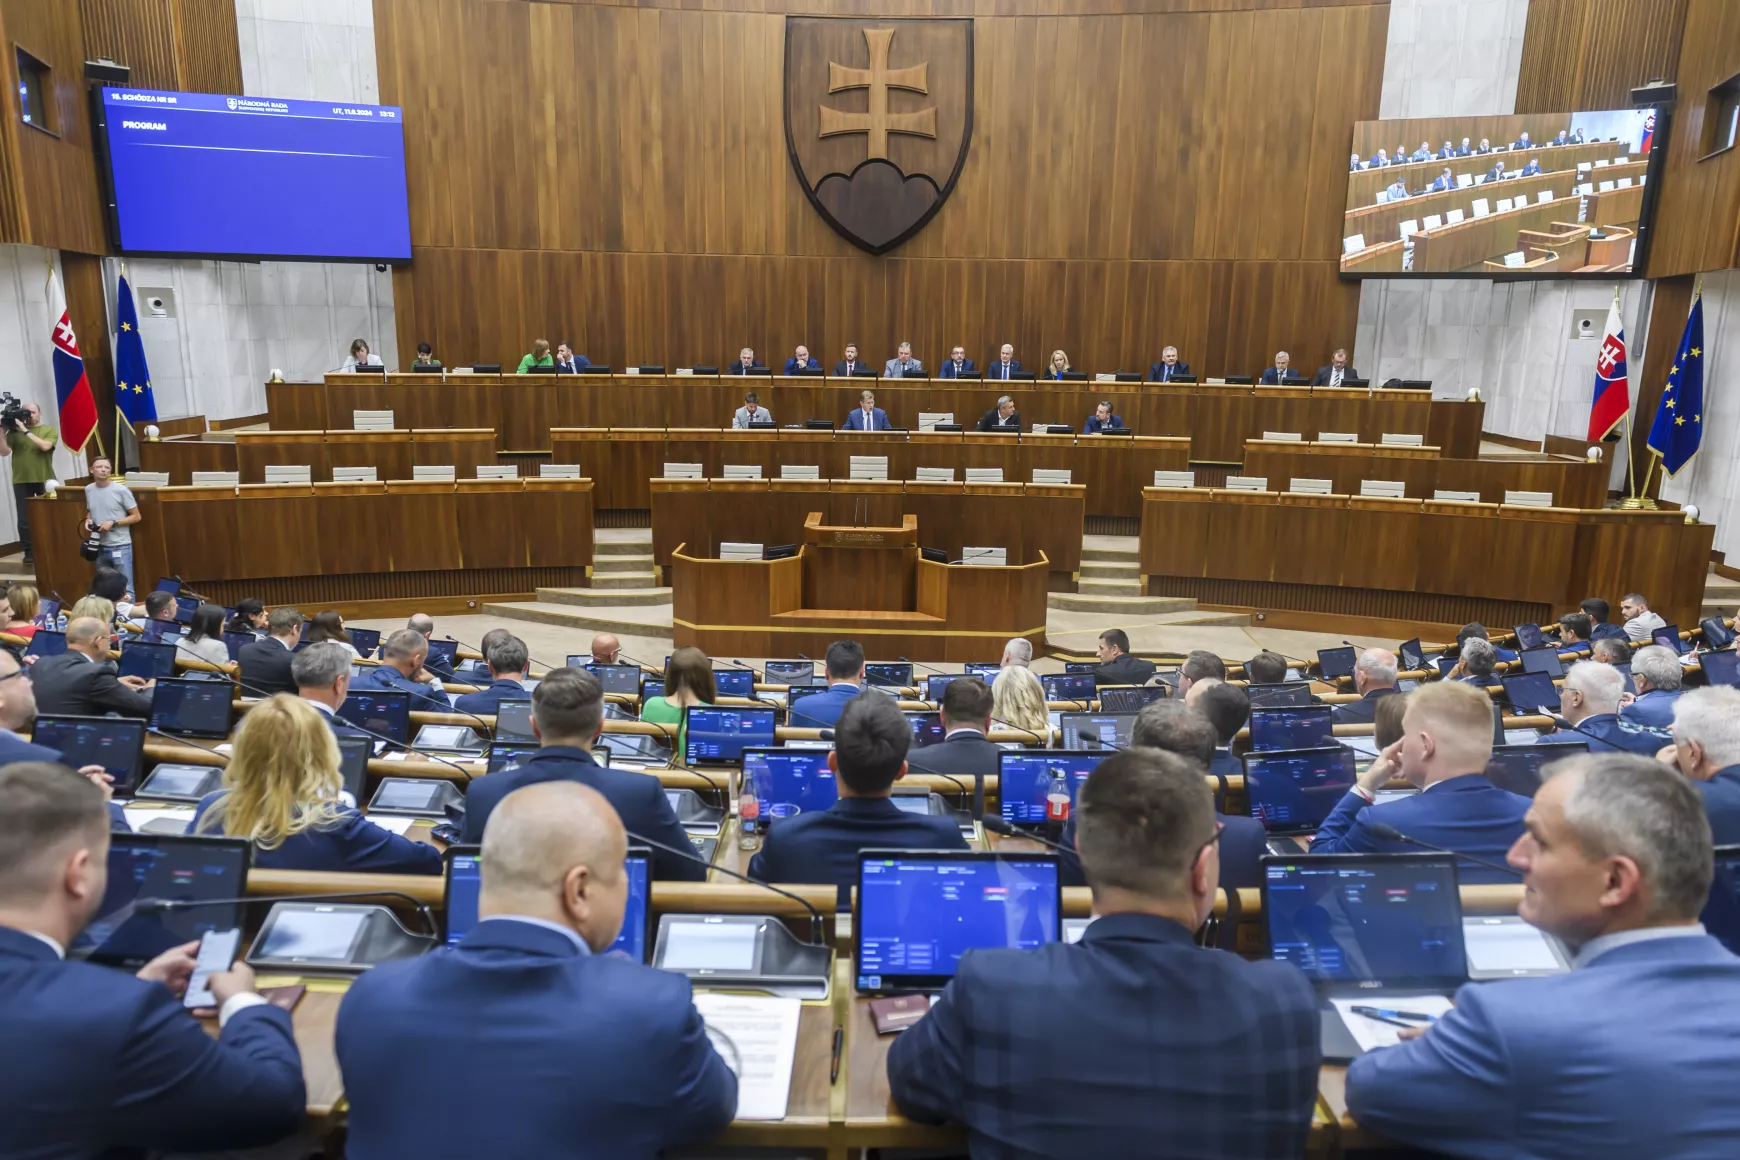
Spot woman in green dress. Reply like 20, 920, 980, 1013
640, 646, 717, 754
516, 338, 554, 373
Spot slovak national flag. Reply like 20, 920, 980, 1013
48, 270, 98, 454
1587, 298, 1630, 442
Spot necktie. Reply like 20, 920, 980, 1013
1164, 366, 1171, 381
1332, 369, 1342, 388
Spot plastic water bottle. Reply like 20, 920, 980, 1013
56, 609, 67, 632
1045, 770, 1071, 842
738, 787, 760, 850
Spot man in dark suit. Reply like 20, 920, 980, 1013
907, 676, 999, 786
1621, 645, 1682, 729
1191, 678, 1252, 787
237, 606, 303, 698
937, 345, 977, 378
976, 395, 1021, 431
987, 343, 1023, 380
1083, 400, 1125, 434
338, 778, 736, 1156
1552, 661, 1669, 755
788, 639, 866, 729
352, 628, 451, 712
1582, 596, 1628, 642
30, 616, 155, 719
1149, 345, 1192, 382
748, 691, 968, 901
889, 747, 1320, 1155
1456, 137, 1473, 156
1312, 348, 1359, 387
1521, 156, 1543, 177
1667, 686, 1740, 845
1557, 611, 1595, 658
1445, 636, 1498, 688
782, 344, 819, 375
1427, 166, 1455, 192
833, 343, 867, 377
1094, 628, 1157, 686
1436, 140, 1456, 159
553, 341, 590, 374
843, 390, 892, 431
1311, 680, 1528, 882
1175, 648, 1227, 700
0, 763, 306, 1154
1480, 159, 1507, 183
1259, 351, 1302, 384
1331, 646, 1400, 724
455, 634, 530, 716
0, 647, 128, 829
1512, 132, 1534, 151
1349, 755, 1740, 1156
457, 668, 702, 880
294, 640, 364, 737
1129, 700, 1267, 889
724, 347, 761, 374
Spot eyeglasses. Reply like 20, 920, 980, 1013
0, 666, 25, 684
1194, 819, 1225, 863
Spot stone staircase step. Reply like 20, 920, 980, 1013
594, 537, 653, 556
1081, 545, 1139, 563
1077, 578, 1145, 595
535, 585, 672, 608
593, 554, 654, 572
593, 572, 660, 589
1048, 592, 1201, 615
1079, 560, 1140, 579
480, 600, 673, 637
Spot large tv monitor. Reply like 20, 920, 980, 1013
97, 88, 410, 262
1342, 109, 1665, 278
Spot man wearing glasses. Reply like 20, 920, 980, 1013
887, 747, 1321, 1155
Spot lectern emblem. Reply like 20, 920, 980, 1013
785, 18, 973, 255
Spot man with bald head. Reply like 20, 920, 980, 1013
1330, 647, 1400, 725
1310, 680, 1529, 881
28, 616, 154, 718
337, 781, 736, 1157
590, 632, 622, 666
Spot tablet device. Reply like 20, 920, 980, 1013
1316, 646, 1357, 680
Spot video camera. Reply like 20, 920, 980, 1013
0, 393, 32, 431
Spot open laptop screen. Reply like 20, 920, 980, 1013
1704, 846, 1740, 957
444, 845, 652, 963
712, 668, 756, 698
1249, 707, 1334, 752
1040, 673, 1095, 702
32, 715, 148, 792
865, 662, 913, 687
1244, 681, 1314, 708
743, 747, 835, 825
337, 689, 411, 744
585, 664, 643, 696
1057, 713, 1134, 751
1501, 673, 1561, 714
997, 750, 1109, 825
1485, 741, 1588, 797
856, 851, 1060, 992
1244, 747, 1357, 834
1701, 650, 1740, 688
1262, 853, 1467, 989
74, 833, 250, 969
149, 677, 234, 739
684, 707, 776, 764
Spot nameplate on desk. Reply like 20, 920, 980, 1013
825, 530, 894, 547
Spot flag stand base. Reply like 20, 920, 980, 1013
1618, 495, 1658, 510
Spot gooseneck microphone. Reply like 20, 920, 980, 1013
624, 829, 828, 946
979, 814, 1080, 861
1362, 822, 1521, 878
233, 678, 475, 783
135, 889, 440, 941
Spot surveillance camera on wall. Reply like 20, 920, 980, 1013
147, 297, 166, 315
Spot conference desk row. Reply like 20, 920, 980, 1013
138, 428, 499, 487
650, 477, 1085, 589
1140, 487, 1712, 629
28, 479, 596, 613
1342, 184, 1644, 274
1346, 137, 1628, 208
268, 376, 1485, 464
1238, 440, 1607, 508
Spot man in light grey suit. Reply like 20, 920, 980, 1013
1347, 753, 1740, 1157
732, 391, 772, 428
884, 342, 924, 378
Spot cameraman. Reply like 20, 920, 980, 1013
0, 401, 56, 563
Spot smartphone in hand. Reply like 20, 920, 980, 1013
184, 928, 241, 1009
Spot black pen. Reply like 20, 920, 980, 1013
829, 1025, 844, 1083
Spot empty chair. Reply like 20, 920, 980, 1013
1360, 480, 1407, 499
964, 467, 1004, 484
332, 466, 379, 483
538, 463, 581, 478
1288, 477, 1334, 495
780, 465, 820, 480
721, 464, 762, 480
263, 465, 312, 485
914, 467, 956, 483
1152, 470, 1196, 489
662, 462, 704, 479
849, 456, 888, 481
474, 465, 518, 479
1380, 433, 1425, 447
191, 471, 240, 487
1224, 476, 1269, 491
352, 410, 395, 431
1031, 468, 1072, 485
411, 465, 455, 482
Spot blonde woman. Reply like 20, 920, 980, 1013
1, 584, 38, 640
192, 694, 440, 874
68, 595, 114, 628
992, 665, 1051, 745
1047, 350, 1071, 380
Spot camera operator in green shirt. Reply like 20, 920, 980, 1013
0, 401, 57, 563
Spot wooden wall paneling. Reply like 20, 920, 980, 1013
234, 431, 328, 484
1138, 487, 1213, 579
1206, 489, 1280, 583
411, 429, 495, 477
1272, 492, 1349, 588
521, 478, 594, 570
136, 435, 236, 485
234, 485, 321, 578
1418, 500, 1499, 599
155, 486, 238, 583
266, 383, 329, 432
610, 430, 666, 509
78, 0, 242, 95
127, 488, 168, 593
0, 0, 106, 252
1491, 505, 1579, 607
314, 482, 391, 577
500, 377, 555, 452
384, 481, 461, 571
1513, 0, 1689, 114
327, 430, 413, 483
455, 479, 527, 569
1345, 498, 1421, 593
1642, 0, 1740, 277
1570, 508, 1711, 629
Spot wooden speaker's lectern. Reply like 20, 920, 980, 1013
802, 512, 917, 612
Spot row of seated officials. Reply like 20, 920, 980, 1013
1353, 128, 1587, 169
6, 643, 1740, 1155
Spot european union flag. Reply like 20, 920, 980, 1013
114, 274, 157, 430
1646, 291, 1705, 477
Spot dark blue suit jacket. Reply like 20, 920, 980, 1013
1428, 175, 1453, 192
1083, 414, 1126, 434
1559, 711, 1669, 755
458, 746, 704, 880
336, 918, 736, 1160
1309, 773, 1530, 883
0, 925, 305, 1157
1149, 361, 1193, 381
787, 681, 862, 728
843, 406, 891, 431
1349, 934, 1740, 1158
1059, 809, 1264, 891
782, 357, 820, 374
747, 796, 968, 903
1331, 686, 1401, 725
905, 729, 1000, 784
724, 361, 766, 375
189, 792, 442, 875
986, 360, 1023, 380
887, 914, 1321, 1158
553, 355, 591, 374
1591, 621, 1628, 642
1622, 687, 1681, 729
454, 677, 529, 716
1701, 766, 1740, 847
355, 661, 450, 712
937, 358, 977, 378
1259, 367, 1303, 384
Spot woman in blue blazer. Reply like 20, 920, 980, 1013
192, 694, 440, 875
1047, 349, 1072, 380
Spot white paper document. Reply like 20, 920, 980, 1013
691, 993, 802, 1120
122, 806, 195, 831
365, 815, 417, 835
1329, 995, 1456, 1054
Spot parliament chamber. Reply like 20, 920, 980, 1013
3, 0, 1740, 1156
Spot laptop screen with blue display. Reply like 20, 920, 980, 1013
119, 640, 178, 680
148, 677, 234, 738
744, 747, 836, 824
684, 707, 776, 764
1262, 854, 1467, 990
1485, 741, 1588, 797
1244, 747, 1356, 834
865, 662, 913, 687
997, 750, 1109, 825
926, 674, 964, 701
74, 833, 250, 969
1249, 707, 1334, 752
1058, 712, 1133, 751
1502, 673, 1561, 714
584, 664, 643, 696
1701, 650, 1740, 688
337, 690, 411, 744
856, 852, 1060, 991
713, 668, 756, 697
1040, 673, 1095, 702
444, 846, 651, 962
32, 715, 148, 792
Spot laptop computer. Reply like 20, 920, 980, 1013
1652, 625, 1691, 656
865, 662, 914, 688
337, 689, 412, 745
148, 677, 235, 739
1244, 681, 1315, 708
903, 711, 945, 748
1057, 712, 1135, 751
444, 844, 651, 961
1485, 740, 1589, 796
1096, 685, 1166, 714
683, 706, 776, 765
486, 743, 539, 774
1519, 647, 1565, 677
221, 632, 257, 663
584, 664, 643, 696
742, 746, 835, 832
713, 668, 756, 698
347, 626, 382, 659
423, 638, 459, 677
32, 715, 148, 793
786, 685, 831, 725
1501, 672, 1561, 714
25, 629, 67, 659
493, 699, 535, 744
997, 750, 1110, 826
1249, 706, 1334, 752
1703, 846, 1740, 957
925, 673, 964, 701
1262, 852, 1468, 1061
1243, 747, 1357, 835
855, 849, 1061, 993
764, 660, 817, 687
1513, 623, 1545, 651
1040, 673, 1095, 703
1700, 650, 1740, 688
119, 639, 178, 681
1317, 646, 1357, 680
71, 832, 251, 969
1398, 638, 1424, 673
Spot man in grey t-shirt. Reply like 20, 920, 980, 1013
83, 457, 141, 596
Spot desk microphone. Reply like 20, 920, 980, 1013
978, 814, 1081, 862
233, 679, 476, 783
134, 889, 440, 941
721, 661, 786, 714
617, 649, 666, 676
897, 655, 950, 677
1361, 822, 1521, 878
623, 828, 827, 946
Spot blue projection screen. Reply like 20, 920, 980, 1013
100, 88, 410, 262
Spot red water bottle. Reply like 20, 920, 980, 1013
738, 787, 760, 850
1045, 770, 1071, 841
